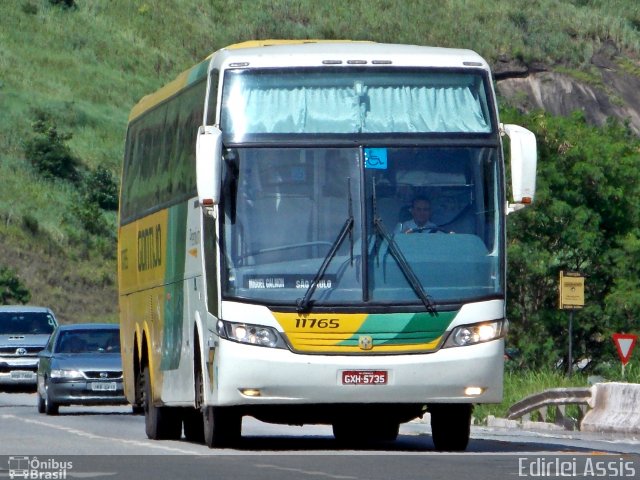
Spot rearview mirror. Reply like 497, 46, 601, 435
502, 124, 537, 214
196, 125, 222, 206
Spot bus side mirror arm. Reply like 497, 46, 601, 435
501, 123, 537, 215
196, 125, 222, 208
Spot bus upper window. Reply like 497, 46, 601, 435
221, 68, 492, 138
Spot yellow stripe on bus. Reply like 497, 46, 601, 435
118, 210, 169, 294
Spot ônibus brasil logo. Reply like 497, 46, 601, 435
8, 456, 73, 479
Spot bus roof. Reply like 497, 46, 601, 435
216, 40, 488, 69
128, 40, 490, 122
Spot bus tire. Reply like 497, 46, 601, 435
203, 406, 242, 448
183, 408, 205, 443
142, 366, 182, 440
184, 354, 206, 443
429, 404, 472, 451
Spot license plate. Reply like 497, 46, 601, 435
10, 371, 35, 380
341, 370, 388, 385
90, 382, 117, 391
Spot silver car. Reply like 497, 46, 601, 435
36, 323, 127, 415
0, 306, 58, 388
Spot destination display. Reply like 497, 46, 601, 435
244, 274, 336, 289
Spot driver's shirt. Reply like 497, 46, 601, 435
394, 219, 437, 234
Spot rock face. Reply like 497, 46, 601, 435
494, 50, 640, 135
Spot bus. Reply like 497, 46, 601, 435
118, 40, 536, 450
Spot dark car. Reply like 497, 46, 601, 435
36, 323, 127, 415
0, 306, 58, 389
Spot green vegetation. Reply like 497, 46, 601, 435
0, 0, 638, 383
0, 266, 31, 304
24, 109, 82, 182
475, 359, 640, 422
504, 109, 640, 372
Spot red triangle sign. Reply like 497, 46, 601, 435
612, 333, 638, 366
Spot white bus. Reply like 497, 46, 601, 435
118, 40, 536, 450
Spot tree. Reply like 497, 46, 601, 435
503, 109, 640, 371
0, 266, 31, 305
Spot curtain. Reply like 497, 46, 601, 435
223, 78, 491, 135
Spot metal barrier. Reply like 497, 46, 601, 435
506, 387, 592, 430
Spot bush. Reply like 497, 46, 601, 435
21, 214, 39, 235
23, 110, 82, 183
70, 200, 113, 237
49, 0, 76, 9
0, 266, 31, 305
21, 2, 38, 15
83, 166, 119, 211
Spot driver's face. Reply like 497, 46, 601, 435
411, 200, 431, 227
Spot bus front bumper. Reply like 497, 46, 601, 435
211, 337, 504, 406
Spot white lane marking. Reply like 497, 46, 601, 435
0, 414, 203, 455
255, 464, 358, 479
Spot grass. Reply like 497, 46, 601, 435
475, 360, 640, 423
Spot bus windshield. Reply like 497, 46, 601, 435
220, 146, 502, 306
221, 68, 493, 139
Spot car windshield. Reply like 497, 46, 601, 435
220, 145, 502, 307
56, 330, 120, 354
0, 312, 56, 335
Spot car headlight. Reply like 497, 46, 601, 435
443, 320, 507, 348
217, 320, 286, 349
50, 369, 84, 379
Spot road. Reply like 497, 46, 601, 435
1, 391, 639, 480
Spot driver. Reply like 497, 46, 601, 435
395, 196, 437, 234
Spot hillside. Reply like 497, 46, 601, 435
1, 0, 640, 327
496, 41, 640, 134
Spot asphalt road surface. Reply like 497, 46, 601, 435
1, 391, 638, 480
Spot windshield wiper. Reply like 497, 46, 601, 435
296, 180, 354, 313
371, 183, 438, 316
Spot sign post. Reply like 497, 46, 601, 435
559, 271, 585, 377
612, 333, 637, 378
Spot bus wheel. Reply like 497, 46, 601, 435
184, 361, 205, 443
183, 408, 204, 443
203, 406, 242, 448
142, 366, 182, 440
429, 404, 472, 451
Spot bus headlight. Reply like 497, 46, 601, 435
217, 320, 286, 349
443, 320, 506, 348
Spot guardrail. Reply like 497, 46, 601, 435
506, 387, 592, 430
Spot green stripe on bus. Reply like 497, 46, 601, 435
338, 311, 456, 346
160, 202, 189, 371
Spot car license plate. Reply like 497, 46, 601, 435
10, 371, 35, 380
90, 382, 117, 391
341, 370, 388, 385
